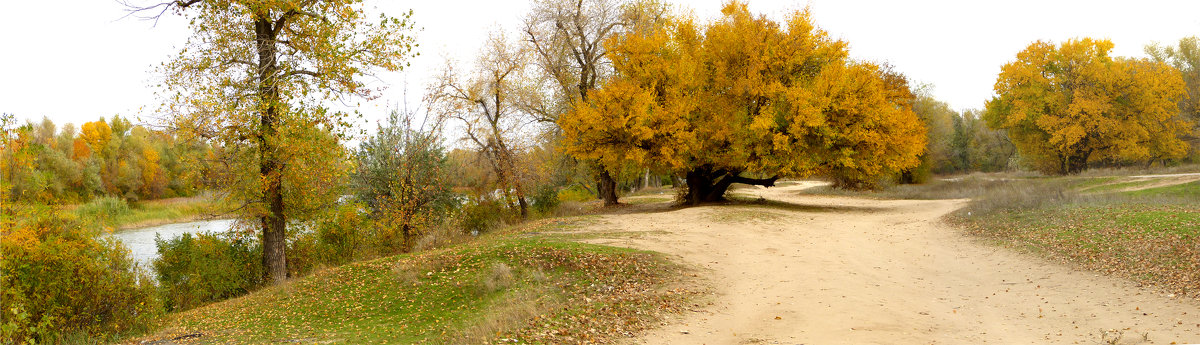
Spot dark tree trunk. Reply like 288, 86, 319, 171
255, 14, 288, 284
598, 169, 618, 206
683, 166, 778, 205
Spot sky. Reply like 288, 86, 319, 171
2, 0, 1198, 131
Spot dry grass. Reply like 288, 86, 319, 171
478, 262, 516, 294
449, 287, 567, 345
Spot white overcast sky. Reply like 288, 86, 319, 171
2, 0, 1198, 131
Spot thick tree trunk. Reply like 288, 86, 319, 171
255, 15, 288, 284
598, 169, 618, 206
683, 166, 778, 205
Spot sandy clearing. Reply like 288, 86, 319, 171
576, 182, 1200, 345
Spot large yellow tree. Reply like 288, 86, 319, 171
146, 0, 416, 283
985, 38, 1191, 174
560, 2, 926, 203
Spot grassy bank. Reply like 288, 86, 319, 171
133, 218, 695, 344
883, 173, 1200, 298
71, 195, 231, 231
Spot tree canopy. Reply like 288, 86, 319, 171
154, 0, 416, 283
560, 2, 927, 203
985, 38, 1192, 174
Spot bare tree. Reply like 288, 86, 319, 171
432, 32, 534, 218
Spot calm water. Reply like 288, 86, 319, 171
109, 219, 237, 268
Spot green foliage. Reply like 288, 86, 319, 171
529, 184, 562, 215
556, 185, 595, 203
0, 206, 159, 343
352, 110, 454, 252
289, 202, 370, 274
458, 196, 509, 235
1, 115, 210, 205
153, 232, 262, 312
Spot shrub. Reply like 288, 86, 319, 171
153, 232, 262, 311
289, 202, 368, 276
555, 186, 593, 203
457, 196, 507, 235
529, 184, 560, 215
1, 206, 158, 343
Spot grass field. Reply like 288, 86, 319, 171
134, 219, 694, 344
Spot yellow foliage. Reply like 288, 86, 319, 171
79, 120, 111, 156
985, 38, 1191, 174
560, 1, 926, 194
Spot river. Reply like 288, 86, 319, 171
109, 219, 237, 268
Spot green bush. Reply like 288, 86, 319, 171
153, 232, 262, 311
529, 184, 561, 215
1, 206, 158, 344
555, 186, 594, 203
457, 196, 507, 235
289, 203, 368, 276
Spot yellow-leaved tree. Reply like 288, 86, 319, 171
142, 0, 416, 283
985, 38, 1191, 174
560, 2, 926, 204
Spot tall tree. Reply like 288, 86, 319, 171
1146, 36, 1200, 160
561, 2, 926, 203
143, 0, 416, 283
985, 38, 1191, 174
522, 0, 666, 206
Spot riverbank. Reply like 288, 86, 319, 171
68, 195, 234, 232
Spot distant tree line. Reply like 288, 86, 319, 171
2, 114, 210, 204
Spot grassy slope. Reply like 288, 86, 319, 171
948, 177, 1200, 297
136, 219, 693, 344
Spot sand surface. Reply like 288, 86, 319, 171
577, 182, 1200, 345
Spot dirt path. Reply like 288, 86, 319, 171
578, 182, 1200, 345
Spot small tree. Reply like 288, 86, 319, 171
352, 107, 453, 252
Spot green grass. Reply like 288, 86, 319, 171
1078, 179, 1153, 193
136, 221, 693, 344
1123, 180, 1200, 199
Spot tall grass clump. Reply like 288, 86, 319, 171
73, 196, 132, 226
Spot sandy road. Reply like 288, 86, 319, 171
581, 182, 1200, 345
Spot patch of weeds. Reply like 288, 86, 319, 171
706, 207, 787, 223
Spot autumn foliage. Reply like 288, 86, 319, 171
560, 2, 926, 202
985, 38, 1192, 174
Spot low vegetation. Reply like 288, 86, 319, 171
72, 195, 229, 231
0, 206, 159, 343
138, 220, 694, 344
